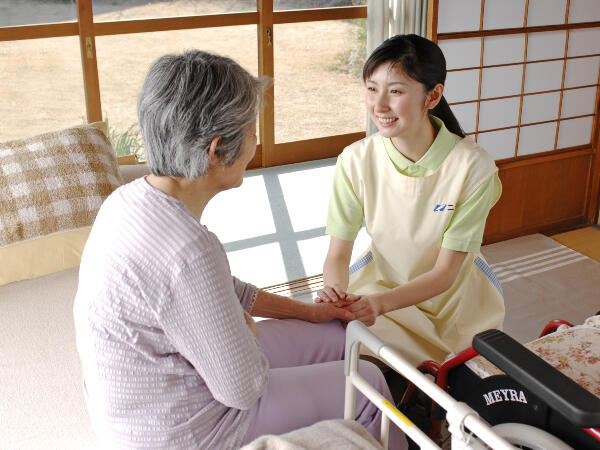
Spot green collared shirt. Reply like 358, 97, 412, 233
326, 116, 501, 253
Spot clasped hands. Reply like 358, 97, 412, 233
314, 285, 380, 327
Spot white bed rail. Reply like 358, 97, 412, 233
343, 321, 516, 450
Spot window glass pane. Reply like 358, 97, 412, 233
523, 60, 563, 94
517, 122, 556, 156
0, 37, 85, 142
564, 56, 600, 89
94, 0, 256, 21
437, 0, 481, 34
439, 38, 481, 70
526, 31, 566, 62
480, 65, 523, 99
567, 28, 600, 58
445, 69, 480, 103
1, 0, 77, 26
483, 34, 525, 66
568, 0, 600, 24
527, 0, 566, 27
477, 128, 516, 160
274, 19, 365, 143
95, 26, 257, 160
557, 116, 593, 148
561, 87, 597, 118
478, 97, 520, 131
449, 102, 477, 134
274, 0, 365, 11
483, 0, 526, 30
521, 92, 560, 125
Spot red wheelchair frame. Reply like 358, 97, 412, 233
399, 319, 600, 448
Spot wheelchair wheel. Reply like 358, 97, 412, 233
491, 423, 573, 450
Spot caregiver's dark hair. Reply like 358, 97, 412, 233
363, 34, 465, 138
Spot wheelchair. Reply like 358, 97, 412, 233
398, 316, 600, 449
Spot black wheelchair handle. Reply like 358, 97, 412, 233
473, 329, 600, 428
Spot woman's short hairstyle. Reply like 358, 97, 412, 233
138, 50, 266, 178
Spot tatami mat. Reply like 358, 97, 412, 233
550, 226, 600, 262
480, 233, 600, 342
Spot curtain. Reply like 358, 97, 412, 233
365, 0, 428, 135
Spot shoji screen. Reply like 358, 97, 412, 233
430, 0, 600, 241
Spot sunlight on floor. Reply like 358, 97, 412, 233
201, 158, 370, 287
203, 174, 276, 242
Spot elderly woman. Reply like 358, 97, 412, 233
73, 50, 406, 449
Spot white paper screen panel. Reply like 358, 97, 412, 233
561, 87, 598, 118
439, 38, 481, 70
477, 128, 517, 160
557, 117, 594, 148
568, 28, 600, 58
445, 69, 480, 103
483, 34, 525, 66
437, 0, 481, 34
521, 92, 561, 124
483, 0, 526, 30
568, 0, 600, 24
564, 57, 600, 89
450, 102, 477, 134
526, 31, 566, 62
481, 65, 523, 99
524, 61, 564, 93
526, 0, 567, 27
518, 122, 557, 156
478, 97, 521, 131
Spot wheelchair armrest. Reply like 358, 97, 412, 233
473, 329, 600, 428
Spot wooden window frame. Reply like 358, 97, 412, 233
0, 1, 367, 170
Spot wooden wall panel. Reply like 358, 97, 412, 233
484, 151, 592, 243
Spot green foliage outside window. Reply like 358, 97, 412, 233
106, 119, 145, 161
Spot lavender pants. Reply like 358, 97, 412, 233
242, 319, 407, 449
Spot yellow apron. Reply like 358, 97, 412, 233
342, 135, 505, 367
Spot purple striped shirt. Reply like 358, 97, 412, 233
74, 177, 268, 449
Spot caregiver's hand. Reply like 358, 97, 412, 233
342, 295, 381, 327
315, 285, 358, 304
244, 311, 258, 338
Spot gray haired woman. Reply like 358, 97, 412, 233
74, 50, 406, 449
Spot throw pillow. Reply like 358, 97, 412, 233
0, 125, 122, 285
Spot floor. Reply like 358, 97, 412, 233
550, 225, 600, 262
201, 157, 371, 288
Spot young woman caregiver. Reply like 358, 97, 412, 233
317, 34, 505, 367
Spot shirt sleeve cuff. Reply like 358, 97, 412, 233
441, 236, 481, 254
325, 224, 359, 242
232, 276, 259, 312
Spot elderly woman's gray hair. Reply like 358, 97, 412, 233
138, 50, 265, 178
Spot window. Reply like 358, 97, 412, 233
436, 0, 600, 160
0, 0, 367, 167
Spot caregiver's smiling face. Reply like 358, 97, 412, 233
365, 61, 429, 140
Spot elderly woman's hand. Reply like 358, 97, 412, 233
305, 301, 356, 324
244, 311, 258, 338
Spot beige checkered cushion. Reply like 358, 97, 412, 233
0, 125, 122, 247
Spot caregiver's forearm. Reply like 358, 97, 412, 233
376, 249, 467, 314
323, 253, 350, 292
376, 268, 455, 314
250, 289, 312, 320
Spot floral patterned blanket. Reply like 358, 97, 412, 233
466, 315, 600, 398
